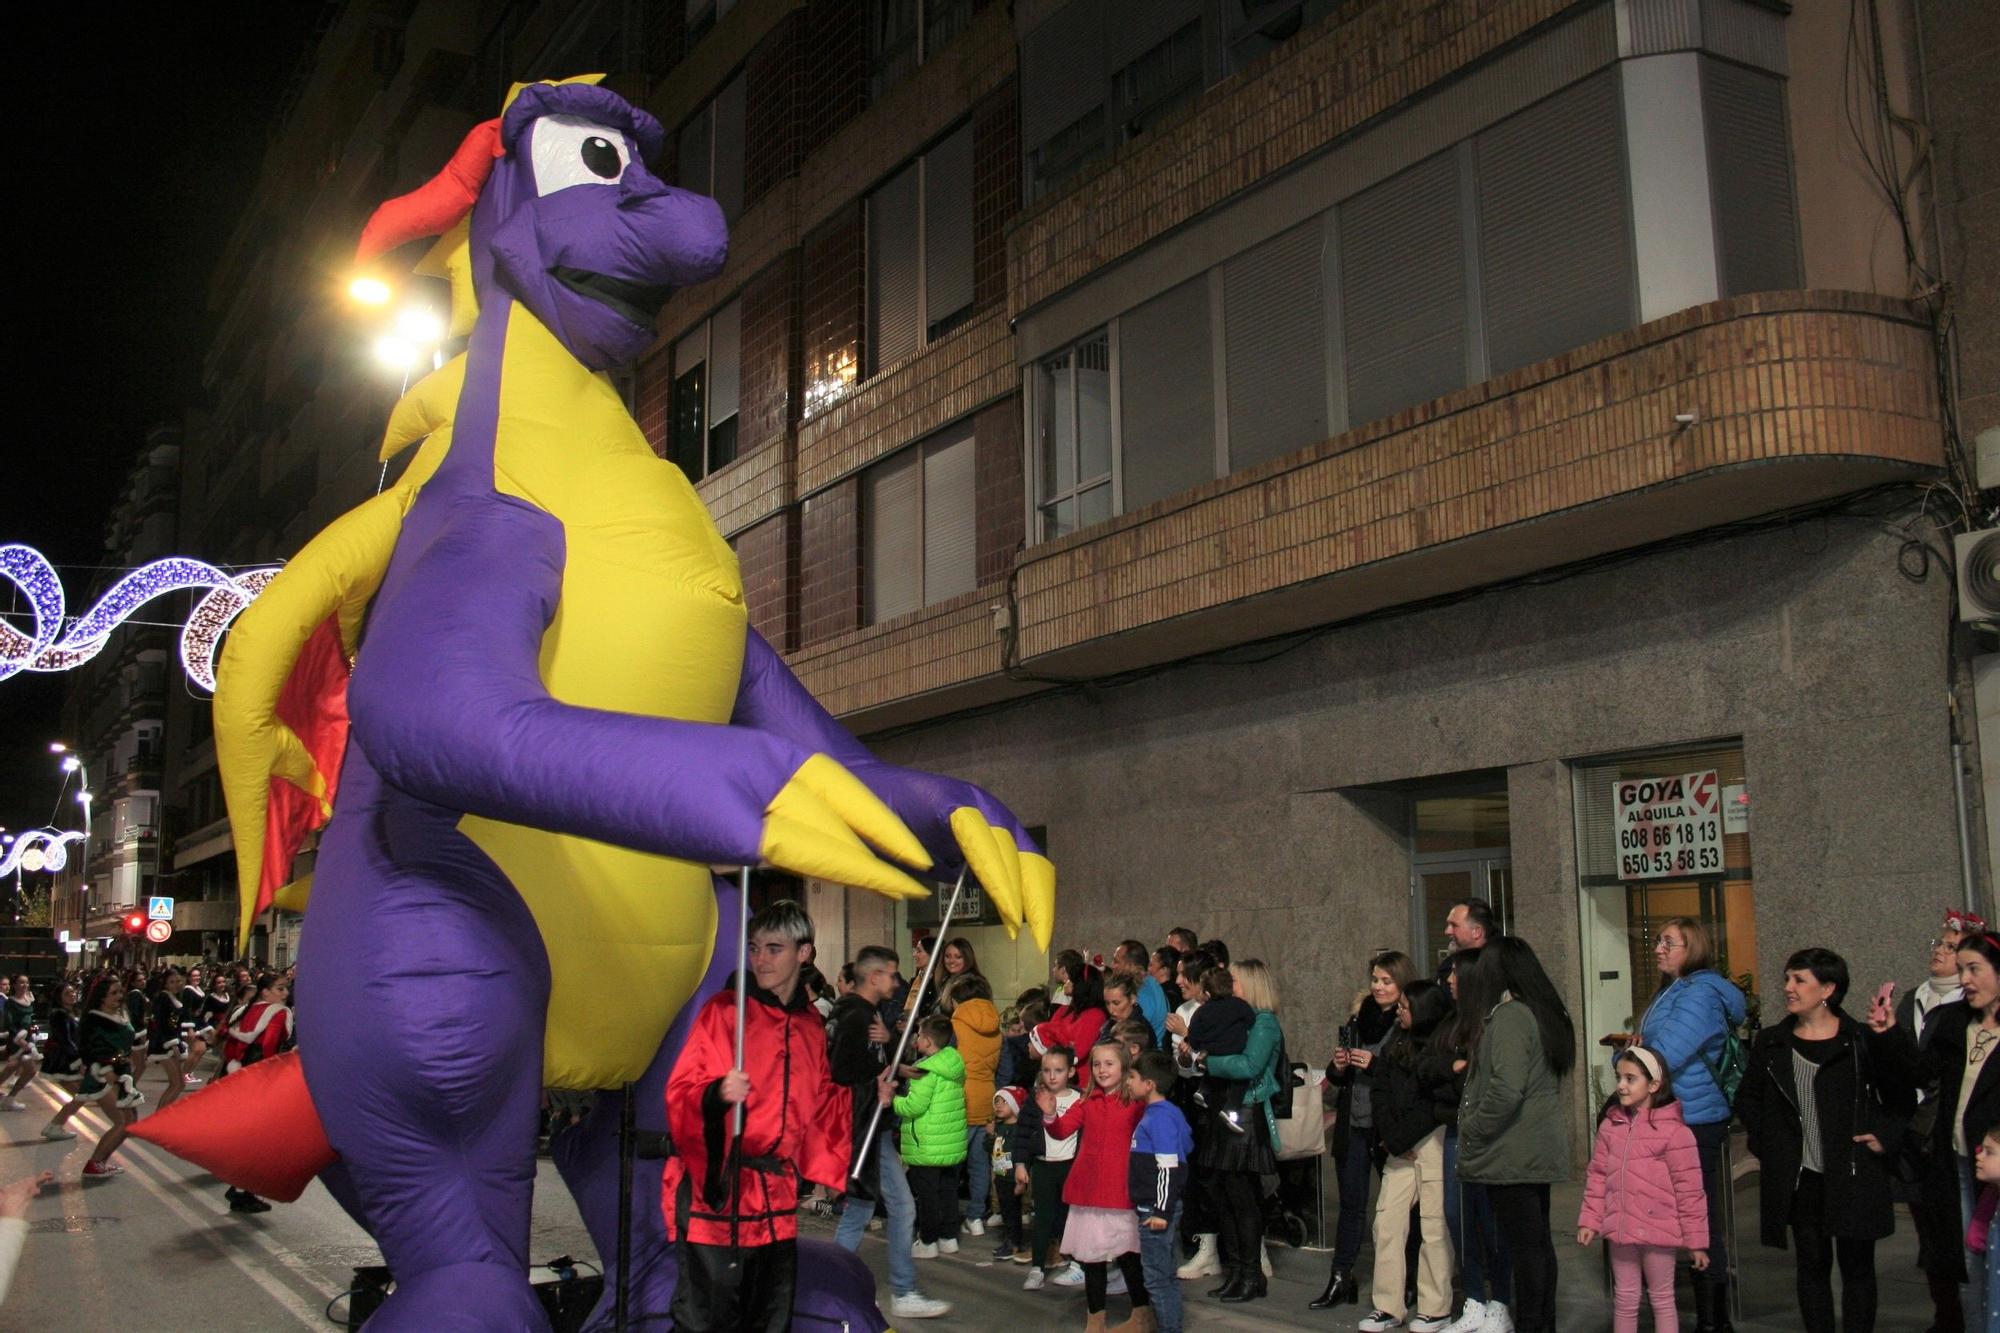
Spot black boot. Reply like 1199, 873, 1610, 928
1222, 1269, 1268, 1303
1208, 1265, 1248, 1299
1694, 1278, 1735, 1333
1307, 1264, 1357, 1309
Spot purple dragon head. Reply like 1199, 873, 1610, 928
364, 80, 726, 372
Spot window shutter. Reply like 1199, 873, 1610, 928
708, 300, 741, 425
1020, 3, 1106, 168
864, 450, 922, 623
1702, 58, 1801, 297
1476, 72, 1635, 375
1225, 218, 1328, 472
923, 125, 976, 334
1104, 0, 1202, 77
922, 430, 977, 605
712, 74, 747, 223
1120, 277, 1215, 513
1340, 152, 1467, 429
678, 103, 712, 196
869, 162, 922, 372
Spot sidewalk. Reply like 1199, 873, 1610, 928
816, 1172, 1936, 1330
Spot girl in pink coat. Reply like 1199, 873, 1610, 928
1577, 1046, 1711, 1332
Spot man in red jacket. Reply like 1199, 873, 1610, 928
665, 900, 854, 1331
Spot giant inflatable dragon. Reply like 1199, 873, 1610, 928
134, 76, 1054, 1330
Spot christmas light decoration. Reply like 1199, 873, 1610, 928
0, 829, 84, 877
0, 543, 279, 692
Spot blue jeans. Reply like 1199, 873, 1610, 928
965, 1123, 992, 1223
1141, 1204, 1185, 1332
1444, 1129, 1512, 1305
1959, 1155, 1990, 1331
837, 1135, 917, 1297
1333, 1126, 1378, 1267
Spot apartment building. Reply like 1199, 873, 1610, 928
613, 0, 1976, 1132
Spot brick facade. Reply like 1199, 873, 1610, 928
973, 397, 1024, 588
738, 254, 797, 454
800, 0, 868, 161
790, 294, 1944, 724
735, 510, 795, 651
798, 477, 862, 645
743, 14, 800, 213
972, 78, 1019, 312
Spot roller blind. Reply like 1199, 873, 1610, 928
869, 162, 922, 372
922, 430, 977, 605
1702, 57, 1801, 297
1340, 152, 1467, 429
712, 74, 747, 223
865, 450, 921, 623
1120, 277, 1215, 513
924, 125, 976, 333
1225, 218, 1328, 472
1475, 71, 1635, 375
678, 102, 712, 196
1105, 0, 1202, 77
1021, 3, 1107, 159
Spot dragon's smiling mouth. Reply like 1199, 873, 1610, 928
550, 266, 673, 327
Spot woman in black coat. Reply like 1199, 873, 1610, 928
1872, 930, 2000, 1330
1736, 948, 1911, 1333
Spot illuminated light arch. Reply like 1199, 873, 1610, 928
0, 544, 279, 692
0, 829, 85, 878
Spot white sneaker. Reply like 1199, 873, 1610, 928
1439, 1300, 1485, 1333
41, 1122, 75, 1141
911, 1241, 939, 1259
1477, 1301, 1514, 1333
1261, 1240, 1274, 1277
937, 1236, 959, 1254
1022, 1268, 1047, 1291
1177, 1234, 1221, 1279
891, 1292, 952, 1320
1106, 1270, 1127, 1297
0, 1098, 24, 1112
1409, 1316, 1454, 1333
986, 1211, 1004, 1227
1359, 1313, 1405, 1333
965, 1219, 986, 1236
1052, 1262, 1085, 1287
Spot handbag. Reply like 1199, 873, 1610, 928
1276, 1064, 1328, 1160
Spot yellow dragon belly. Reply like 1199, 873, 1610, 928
463, 309, 748, 1091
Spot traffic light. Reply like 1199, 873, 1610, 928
123, 912, 145, 936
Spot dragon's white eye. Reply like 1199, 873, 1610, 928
530, 115, 631, 196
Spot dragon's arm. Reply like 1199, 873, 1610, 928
346, 501, 931, 897
730, 629, 1055, 947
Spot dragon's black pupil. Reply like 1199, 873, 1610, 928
581, 137, 621, 179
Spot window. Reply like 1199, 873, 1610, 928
669, 299, 741, 481
870, 0, 971, 101
677, 73, 746, 223
1029, 108, 1108, 204
1035, 332, 1112, 540
1572, 744, 1757, 1111
1116, 19, 1203, 141
1119, 280, 1212, 513
1474, 72, 1634, 374
1339, 151, 1469, 429
685, 0, 735, 41
1701, 57, 1801, 297
863, 427, 977, 623
1224, 219, 1327, 471
866, 124, 976, 375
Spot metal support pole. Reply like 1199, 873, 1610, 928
615, 1080, 635, 1332
733, 866, 750, 1136
851, 868, 968, 1180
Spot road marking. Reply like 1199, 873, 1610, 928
27, 1081, 340, 1327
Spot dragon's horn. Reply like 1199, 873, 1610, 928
355, 118, 505, 264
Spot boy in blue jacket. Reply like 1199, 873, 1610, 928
1126, 1050, 1195, 1333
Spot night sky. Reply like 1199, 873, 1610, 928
0, 8, 323, 832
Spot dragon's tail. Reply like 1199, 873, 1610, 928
126, 1051, 335, 1201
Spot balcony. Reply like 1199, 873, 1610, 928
789, 292, 1943, 729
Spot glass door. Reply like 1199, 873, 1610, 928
1413, 858, 1513, 973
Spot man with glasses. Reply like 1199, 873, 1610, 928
1898, 908, 1980, 1333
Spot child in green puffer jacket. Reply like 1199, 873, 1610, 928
892, 1015, 970, 1254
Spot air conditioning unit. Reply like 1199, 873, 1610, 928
1958, 530, 2000, 622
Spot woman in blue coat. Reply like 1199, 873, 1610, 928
1630, 917, 1747, 1331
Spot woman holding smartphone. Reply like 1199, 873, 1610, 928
1312, 950, 1415, 1309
